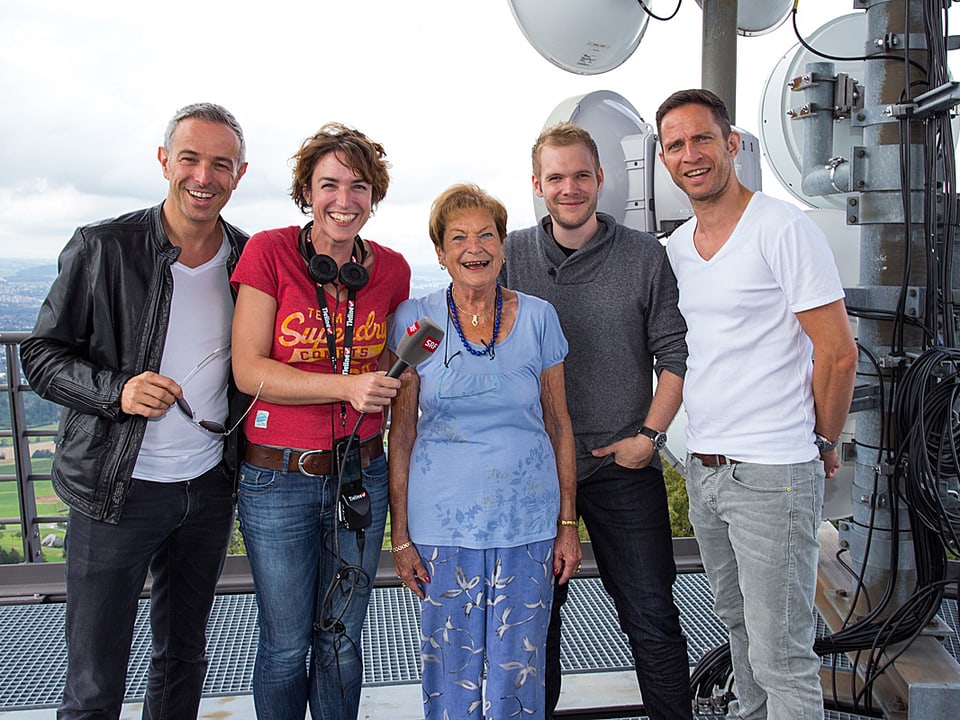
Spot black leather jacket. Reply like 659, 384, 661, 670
20, 204, 248, 523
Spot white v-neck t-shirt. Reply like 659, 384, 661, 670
133, 239, 233, 482
665, 193, 845, 464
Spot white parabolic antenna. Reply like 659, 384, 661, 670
694, 0, 793, 36
507, 0, 650, 75
533, 90, 652, 223
759, 13, 865, 211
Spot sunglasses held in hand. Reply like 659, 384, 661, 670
175, 347, 262, 435
175, 382, 262, 436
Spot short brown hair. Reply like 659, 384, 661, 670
655, 89, 732, 141
289, 123, 390, 214
531, 122, 601, 178
428, 183, 508, 250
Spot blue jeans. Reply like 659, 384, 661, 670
59, 465, 234, 720
546, 463, 692, 720
237, 451, 388, 720
686, 457, 824, 720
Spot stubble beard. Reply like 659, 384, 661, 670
548, 195, 598, 232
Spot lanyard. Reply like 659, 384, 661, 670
313, 249, 360, 430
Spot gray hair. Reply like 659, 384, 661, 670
163, 102, 246, 166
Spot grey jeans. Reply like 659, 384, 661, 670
686, 456, 825, 720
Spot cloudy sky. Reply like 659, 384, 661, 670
0, 1, 946, 267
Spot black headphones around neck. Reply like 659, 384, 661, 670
299, 223, 369, 290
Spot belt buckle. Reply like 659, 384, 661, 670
298, 449, 327, 477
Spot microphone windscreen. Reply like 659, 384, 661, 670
395, 317, 444, 367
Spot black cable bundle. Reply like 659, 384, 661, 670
894, 347, 960, 554
689, 642, 735, 716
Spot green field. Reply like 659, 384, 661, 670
0, 458, 62, 512
0, 455, 67, 563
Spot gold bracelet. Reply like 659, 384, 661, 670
390, 541, 413, 553
557, 519, 578, 527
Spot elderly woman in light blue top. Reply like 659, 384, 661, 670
387, 183, 581, 720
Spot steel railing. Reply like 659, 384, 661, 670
0, 331, 55, 566
0, 330, 704, 603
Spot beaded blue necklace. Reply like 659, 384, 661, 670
447, 281, 502, 357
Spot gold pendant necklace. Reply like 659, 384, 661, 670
452, 288, 497, 328
454, 303, 482, 326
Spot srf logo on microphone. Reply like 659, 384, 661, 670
405, 320, 441, 354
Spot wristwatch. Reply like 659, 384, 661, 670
638, 426, 667, 451
814, 434, 839, 453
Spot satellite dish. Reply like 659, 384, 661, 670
507, 0, 650, 75
759, 13, 865, 211
761, 13, 959, 210
694, 0, 793, 37
533, 90, 653, 225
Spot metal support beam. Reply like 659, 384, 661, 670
701, 0, 738, 123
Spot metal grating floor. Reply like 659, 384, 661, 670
1, 574, 956, 716
558, 573, 726, 671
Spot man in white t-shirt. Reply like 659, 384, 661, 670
656, 89, 858, 720
21, 103, 249, 719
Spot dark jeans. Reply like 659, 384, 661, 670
546, 463, 692, 720
59, 465, 234, 720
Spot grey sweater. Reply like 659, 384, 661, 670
503, 213, 687, 480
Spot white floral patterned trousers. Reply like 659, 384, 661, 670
417, 540, 554, 719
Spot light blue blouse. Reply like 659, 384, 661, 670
389, 289, 568, 549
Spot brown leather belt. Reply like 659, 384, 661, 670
692, 452, 741, 466
245, 436, 384, 476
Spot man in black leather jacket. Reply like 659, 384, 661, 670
20, 103, 249, 720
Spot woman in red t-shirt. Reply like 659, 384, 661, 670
231, 123, 410, 720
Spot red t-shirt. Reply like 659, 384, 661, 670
231, 226, 410, 449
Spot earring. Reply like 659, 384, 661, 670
439, 263, 447, 271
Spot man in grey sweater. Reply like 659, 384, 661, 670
502, 122, 692, 720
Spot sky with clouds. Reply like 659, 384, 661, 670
0, 1, 947, 267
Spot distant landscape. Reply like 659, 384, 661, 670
0, 258, 449, 334
0, 258, 59, 332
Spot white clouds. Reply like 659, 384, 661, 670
0, 182, 144, 258
0, 1, 925, 266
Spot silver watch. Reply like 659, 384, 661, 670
638, 426, 667, 451
814, 434, 839, 452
